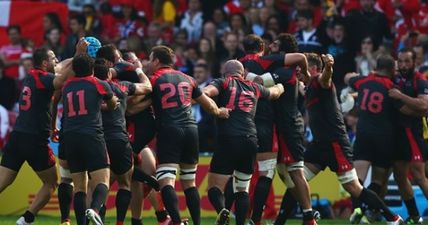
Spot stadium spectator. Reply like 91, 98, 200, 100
294, 9, 325, 54
0, 25, 30, 110
153, 0, 178, 25
115, 2, 145, 42
82, 4, 102, 35
62, 15, 87, 59
43, 12, 64, 43
43, 28, 64, 60
218, 32, 245, 66
179, 0, 203, 44
355, 36, 377, 76
212, 8, 230, 37
345, 0, 392, 54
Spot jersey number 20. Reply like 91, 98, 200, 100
160, 82, 192, 109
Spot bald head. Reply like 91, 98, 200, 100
223, 60, 245, 77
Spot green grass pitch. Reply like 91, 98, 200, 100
0, 216, 393, 224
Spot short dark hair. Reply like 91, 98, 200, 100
296, 9, 313, 20
305, 53, 322, 72
7, 25, 21, 34
194, 63, 208, 71
277, 33, 299, 53
151, 45, 174, 66
94, 58, 109, 80
97, 44, 117, 63
376, 54, 395, 72
33, 48, 49, 68
70, 15, 86, 27
398, 48, 417, 62
72, 54, 94, 77
243, 34, 264, 54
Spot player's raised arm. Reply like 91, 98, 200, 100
318, 54, 334, 89
390, 88, 428, 113
284, 53, 310, 82
134, 68, 152, 95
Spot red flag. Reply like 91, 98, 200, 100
0, 1, 68, 47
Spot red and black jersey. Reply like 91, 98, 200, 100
349, 73, 398, 134
210, 76, 271, 137
239, 53, 285, 122
14, 69, 55, 139
395, 72, 428, 129
114, 61, 140, 83
150, 67, 202, 128
62, 76, 113, 135
102, 80, 136, 141
271, 66, 303, 130
305, 75, 348, 141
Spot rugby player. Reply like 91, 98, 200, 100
147, 45, 230, 225
204, 59, 284, 225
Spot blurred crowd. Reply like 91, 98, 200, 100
1, 0, 428, 151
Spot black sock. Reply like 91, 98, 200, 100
251, 176, 272, 222
274, 189, 297, 225
208, 187, 225, 213
368, 182, 382, 195
404, 198, 420, 218
358, 188, 395, 221
74, 192, 87, 225
98, 204, 106, 222
303, 210, 315, 221
234, 192, 250, 225
161, 185, 181, 223
155, 210, 168, 222
22, 210, 35, 223
58, 183, 73, 222
90, 184, 109, 212
184, 187, 200, 225
116, 189, 132, 223
131, 218, 143, 225
224, 178, 234, 210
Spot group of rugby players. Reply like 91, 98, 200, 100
0, 30, 427, 225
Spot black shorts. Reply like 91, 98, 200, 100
256, 119, 276, 153
64, 132, 109, 173
106, 139, 133, 175
0, 131, 55, 172
156, 126, 199, 165
394, 127, 427, 162
277, 126, 305, 165
354, 131, 394, 168
126, 114, 156, 153
305, 139, 354, 173
58, 134, 66, 160
210, 136, 258, 175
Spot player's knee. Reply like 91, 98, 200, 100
233, 170, 252, 193
338, 169, 358, 185
180, 167, 197, 181
60, 166, 72, 179
156, 166, 177, 181
258, 158, 277, 179
283, 171, 295, 188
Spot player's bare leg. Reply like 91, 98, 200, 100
409, 161, 428, 197
354, 160, 371, 182
157, 163, 182, 224
85, 168, 110, 225
251, 152, 277, 225
28, 165, 58, 215
180, 163, 200, 225
394, 161, 422, 223
130, 178, 144, 225
288, 163, 315, 224
0, 165, 17, 193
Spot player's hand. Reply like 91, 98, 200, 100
50, 128, 59, 143
75, 38, 89, 56
218, 107, 231, 119
112, 96, 120, 109
276, 83, 285, 94
389, 88, 403, 99
322, 54, 334, 68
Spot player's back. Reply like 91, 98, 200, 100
150, 68, 199, 128
14, 69, 55, 139
102, 81, 135, 140
62, 76, 111, 136
211, 76, 270, 137
305, 75, 347, 141
349, 73, 397, 134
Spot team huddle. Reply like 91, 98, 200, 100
0, 32, 427, 225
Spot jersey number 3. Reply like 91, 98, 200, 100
20, 86, 32, 111
361, 89, 383, 113
67, 90, 88, 117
